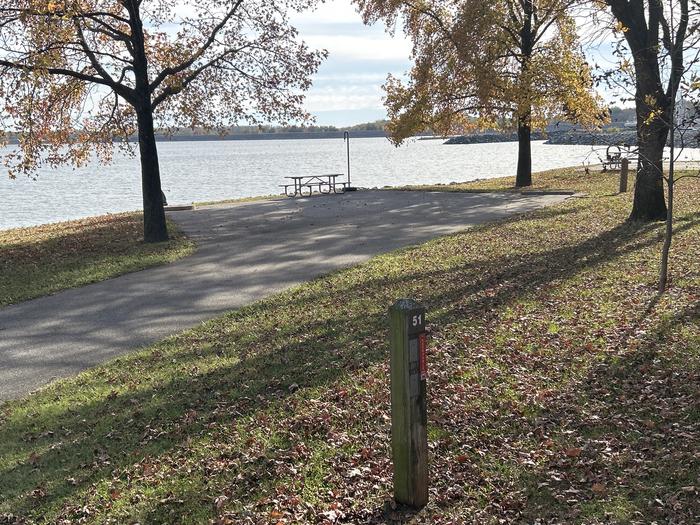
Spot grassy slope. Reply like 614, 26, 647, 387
0, 213, 195, 307
0, 169, 698, 524
194, 194, 283, 207
389, 167, 590, 193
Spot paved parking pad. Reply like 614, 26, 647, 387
0, 190, 569, 400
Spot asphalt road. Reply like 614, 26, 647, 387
0, 190, 569, 400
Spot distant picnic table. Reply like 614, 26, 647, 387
602, 144, 638, 171
281, 174, 347, 197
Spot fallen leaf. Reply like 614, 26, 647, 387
592, 483, 606, 495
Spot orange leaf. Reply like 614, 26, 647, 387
592, 483, 606, 495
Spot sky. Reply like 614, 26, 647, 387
290, 1, 629, 128
291, 0, 412, 126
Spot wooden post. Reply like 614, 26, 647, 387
619, 158, 629, 193
389, 299, 428, 508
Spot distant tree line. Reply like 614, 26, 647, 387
0, 121, 389, 142
184, 119, 389, 135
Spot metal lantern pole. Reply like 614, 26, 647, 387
343, 131, 357, 191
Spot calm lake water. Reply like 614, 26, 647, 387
2, 137, 699, 230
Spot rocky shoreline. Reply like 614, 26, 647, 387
444, 129, 699, 147
545, 130, 637, 146
444, 131, 547, 144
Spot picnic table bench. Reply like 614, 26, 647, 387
602, 144, 638, 171
281, 174, 347, 197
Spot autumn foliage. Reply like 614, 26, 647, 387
355, 0, 606, 186
0, 0, 325, 241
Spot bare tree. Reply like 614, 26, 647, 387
658, 85, 699, 292
595, 0, 699, 221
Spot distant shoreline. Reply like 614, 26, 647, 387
445, 129, 699, 147
4, 129, 698, 147
2, 129, 394, 145
153, 129, 394, 141
444, 132, 548, 144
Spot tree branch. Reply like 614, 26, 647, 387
149, 0, 244, 92
73, 20, 134, 102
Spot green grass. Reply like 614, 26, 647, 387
194, 193, 283, 207
1, 168, 698, 523
388, 166, 594, 194
0, 213, 195, 307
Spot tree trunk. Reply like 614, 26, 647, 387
515, 115, 532, 187
621, 4, 669, 222
631, 124, 667, 222
659, 170, 673, 292
515, 0, 534, 189
630, 66, 668, 221
126, 2, 169, 244
136, 105, 168, 243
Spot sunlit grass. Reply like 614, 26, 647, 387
0, 213, 195, 306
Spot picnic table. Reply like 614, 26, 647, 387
281, 174, 347, 197
602, 144, 638, 171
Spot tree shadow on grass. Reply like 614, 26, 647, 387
378, 298, 699, 525
0, 214, 146, 255
515, 299, 700, 523
0, 313, 379, 518
1, 207, 696, 522
280, 210, 698, 327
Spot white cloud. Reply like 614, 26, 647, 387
313, 72, 389, 83
305, 34, 412, 61
304, 85, 385, 112
290, 0, 411, 123
292, 0, 365, 25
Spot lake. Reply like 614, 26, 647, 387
2, 137, 699, 230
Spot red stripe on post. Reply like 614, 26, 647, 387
419, 333, 427, 380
